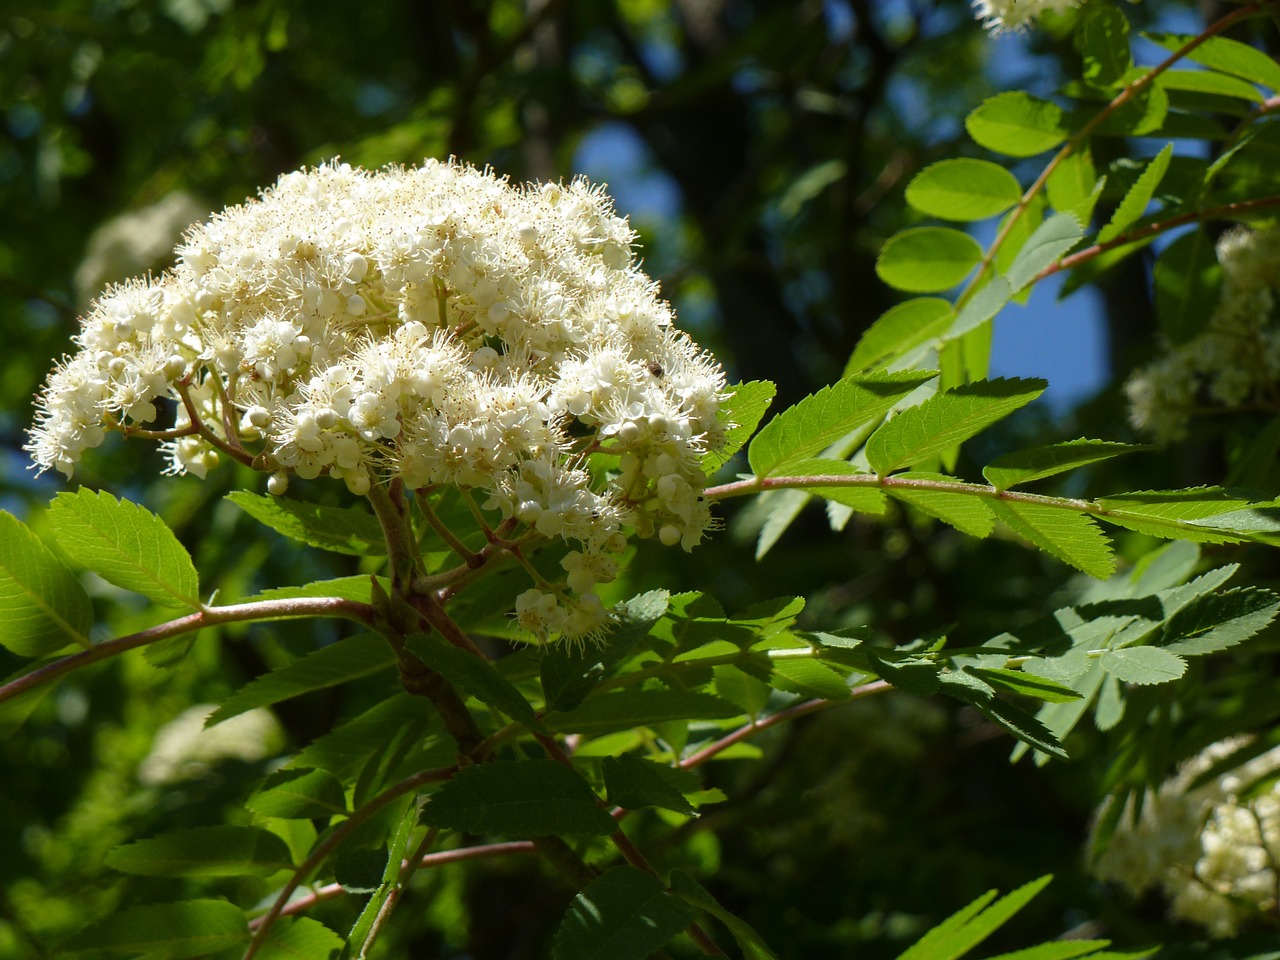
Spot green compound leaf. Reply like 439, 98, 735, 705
965, 92, 1067, 157
1098, 646, 1187, 685
1004, 213, 1083, 293
226, 491, 386, 556
866, 378, 1046, 476
1156, 69, 1265, 103
769, 656, 852, 699
844, 298, 954, 376
985, 945, 1117, 960
1152, 229, 1220, 346
671, 870, 779, 960
552, 866, 696, 960
603, 755, 696, 814
1096, 488, 1255, 543
1097, 144, 1172, 244
245, 767, 349, 819
56, 899, 249, 959
422, 759, 617, 838
904, 159, 1022, 221
1160, 587, 1280, 655
989, 500, 1115, 580
1145, 33, 1280, 92
896, 875, 1053, 960
1045, 150, 1104, 226
943, 277, 1011, 342
546, 689, 743, 737
772, 459, 887, 514
983, 439, 1150, 491
0, 510, 92, 657
707, 380, 777, 469
48, 489, 200, 609
1076, 4, 1131, 88
104, 825, 295, 877
876, 227, 984, 293
747, 370, 935, 478
407, 632, 541, 730
887, 475, 997, 538
256, 917, 345, 960
208, 633, 395, 726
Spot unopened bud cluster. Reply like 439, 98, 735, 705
27, 160, 733, 643
1091, 737, 1280, 937
1127, 226, 1280, 442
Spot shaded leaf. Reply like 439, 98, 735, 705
1097, 144, 1173, 243
887, 475, 997, 538
226, 491, 386, 556
670, 870, 779, 960
603, 755, 696, 814
965, 667, 1083, 704
546, 690, 742, 737
1152, 229, 1220, 345
208, 633, 395, 726
246, 767, 349, 819
407, 632, 541, 730
56, 900, 249, 959
552, 867, 695, 960
866, 378, 1046, 476
769, 656, 851, 699
905, 159, 1022, 221
1161, 587, 1280, 655
897, 876, 1054, 960
104, 825, 294, 877
1076, 5, 1131, 88
0, 510, 92, 657
256, 917, 344, 960
49, 489, 200, 608
876, 227, 984, 293
422, 760, 616, 837
1099, 646, 1186, 684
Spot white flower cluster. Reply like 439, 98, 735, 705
971, 0, 1080, 33
28, 160, 732, 644
1127, 226, 1280, 443
1091, 737, 1280, 937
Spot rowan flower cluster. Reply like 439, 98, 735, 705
27, 159, 733, 644
971, 0, 1081, 34
1126, 226, 1280, 442
1090, 737, 1280, 937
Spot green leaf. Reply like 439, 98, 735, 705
769, 657, 851, 699
256, 917, 345, 960
406, 633, 541, 730
1097, 488, 1254, 543
48, 490, 200, 608
875, 227, 984, 293
56, 900, 249, 959
1161, 587, 1280, 655
422, 759, 617, 837
1097, 144, 1172, 244
670, 870, 779, 960
226, 491, 386, 556
546, 690, 742, 737
989, 500, 1115, 579
1005, 213, 1083, 292
747, 370, 935, 478
943, 278, 1012, 342
1076, 5, 1131, 88
1092, 85, 1168, 138
844, 298, 954, 376
0, 510, 92, 657
1152, 229, 1220, 345
240, 574, 383, 608
245, 767, 349, 819
965, 92, 1067, 157
983, 439, 1149, 490
866, 378, 1046, 476
904, 159, 1022, 221
1145, 33, 1280, 92
208, 633, 395, 726
981, 699, 1069, 760
293, 693, 443, 785
0, 668, 57, 738
707, 380, 777, 469
713, 665, 772, 718
887, 476, 996, 538
985, 941, 1112, 960
1098, 646, 1186, 684
965, 667, 1083, 704
603, 755, 696, 814
896, 875, 1053, 960
552, 866, 695, 960
1046, 151, 1103, 226
1155, 69, 1264, 103
104, 825, 294, 877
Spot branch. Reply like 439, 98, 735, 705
0, 596, 375, 707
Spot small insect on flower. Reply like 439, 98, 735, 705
646, 360, 664, 378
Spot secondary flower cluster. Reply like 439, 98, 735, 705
1127, 226, 1280, 442
1091, 737, 1280, 937
970, 0, 1081, 33
28, 159, 732, 643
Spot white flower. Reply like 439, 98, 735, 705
971, 0, 1080, 33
